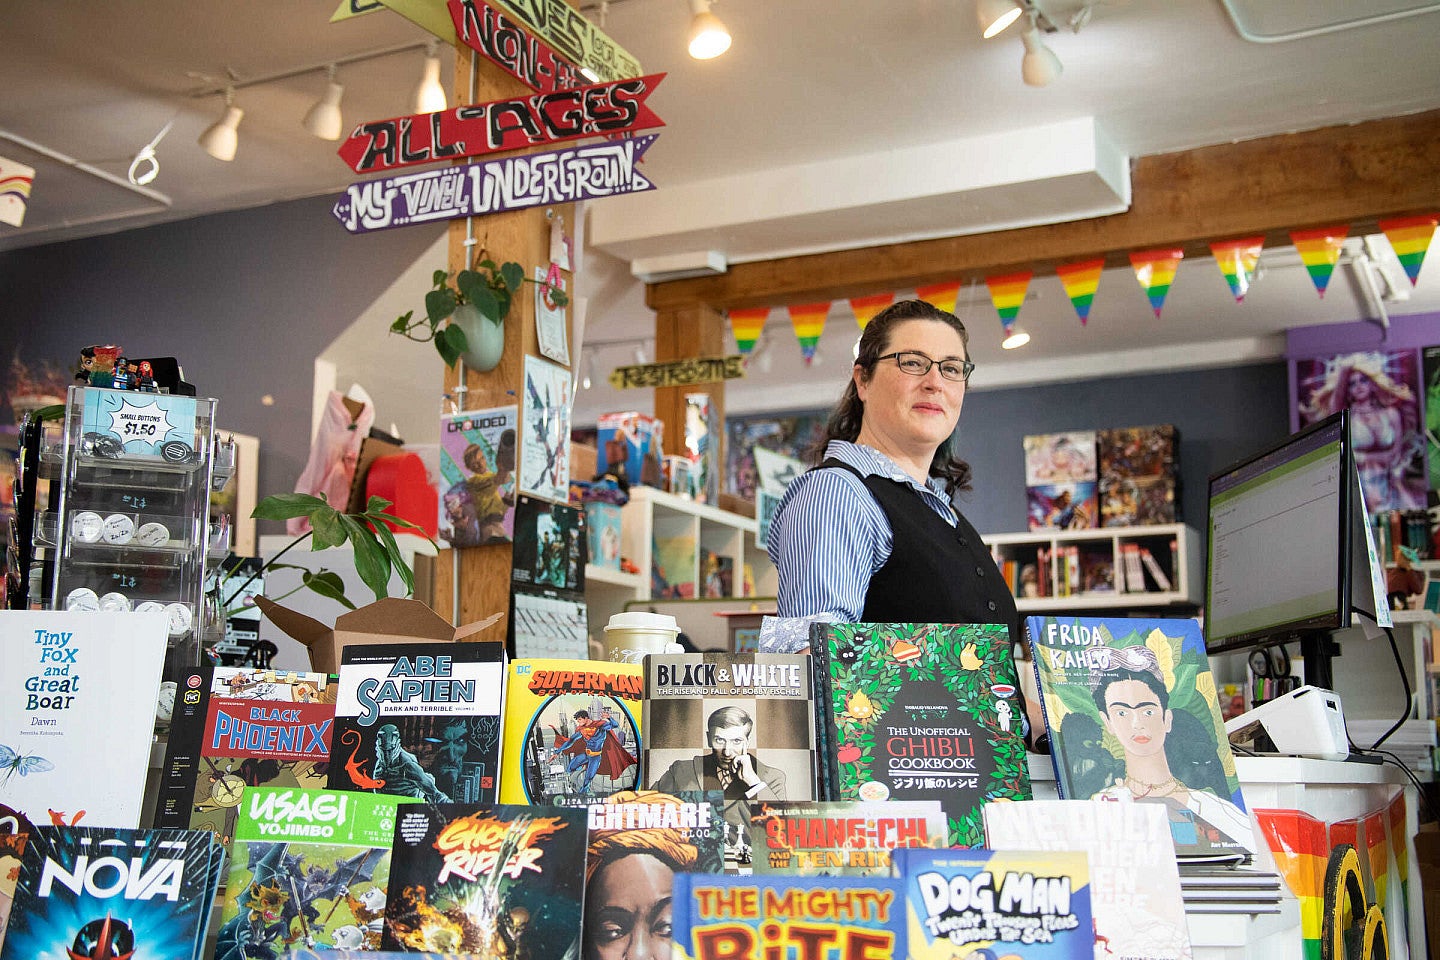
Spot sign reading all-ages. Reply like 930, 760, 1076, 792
337, 73, 664, 175
449, 0, 586, 94
332, 134, 658, 234
608, 356, 747, 390
484, 0, 642, 84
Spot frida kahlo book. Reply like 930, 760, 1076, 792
746, 799, 947, 876
984, 798, 1193, 960
0, 825, 224, 960
892, 847, 1093, 960
155, 662, 336, 848
499, 658, 642, 803
671, 873, 906, 960
1026, 615, 1256, 859
811, 622, 1032, 846
328, 642, 506, 804
214, 787, 415, 958
380, 802, 586, 956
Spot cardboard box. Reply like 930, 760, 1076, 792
597, 411, 664, 488
255, 595, 502, 675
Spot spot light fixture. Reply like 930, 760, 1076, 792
412, 39, 448, 114
1020, 14, 1063, 86
302, 65, 345, 141
687, 0, 732, 60
1001, 324, 1032, 350
977, 0, 1023, 38
198, 87, 243, 162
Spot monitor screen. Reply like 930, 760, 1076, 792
1205, 411, 1352, 653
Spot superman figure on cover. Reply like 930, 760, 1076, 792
551, 707, 635, 794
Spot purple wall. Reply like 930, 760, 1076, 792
1285, 310, 1440, 431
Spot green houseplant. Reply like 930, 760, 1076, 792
391, 260, 568, 371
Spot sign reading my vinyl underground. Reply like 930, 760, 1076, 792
331, 134, 658, 234
337, 73, 665, 175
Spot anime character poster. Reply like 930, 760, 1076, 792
1024, 431, 1099, 531
439, 405, 519, 547
725, 410, 828, 501
1294, 349, 1425, 512
520, 356, 572, 503
1423, 345, 1440, 492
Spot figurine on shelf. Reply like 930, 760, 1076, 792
110, 356, 133, 390
134, 360, 159, 393
76, 344, 122, 387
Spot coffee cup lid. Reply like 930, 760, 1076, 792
604, 611, 679, 633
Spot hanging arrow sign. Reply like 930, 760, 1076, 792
484, 0, 642, 83
338, 72, 665, 175
449, 0, 586, 94
608, 356, 747, 390
332, 134, 658, 234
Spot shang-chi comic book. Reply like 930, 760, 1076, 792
746, 799, 946, 876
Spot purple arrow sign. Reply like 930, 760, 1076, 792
332, 134, 658, 234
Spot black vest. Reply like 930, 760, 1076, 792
820, 459, 1020, 643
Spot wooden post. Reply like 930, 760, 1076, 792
432, 44, 574, 630
653, 303, 727, 467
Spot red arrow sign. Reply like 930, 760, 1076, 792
338, 73, 665, 176
449, 0, 587, 94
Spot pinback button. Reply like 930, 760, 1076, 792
101, 514, 136, 545
134, 521, 170, 546
71, 511, 104, 543
65, 587, 101, 612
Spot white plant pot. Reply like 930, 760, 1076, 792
452, 302, 504, 372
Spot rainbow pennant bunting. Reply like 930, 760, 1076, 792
984, 270, 1033, 332
1129, 248, 1184, 317
1054, 258, 1104, 324
848, 293, 893, 331
1209, 236, 1265, 302
726, 307, 770, 356
914, 281, 961, 314
787, 301, 830, 364
1254, 809, 1329, 959
1378, 213, 1437, 285
1289, 224, 1349, 298
0, 154, 35, 228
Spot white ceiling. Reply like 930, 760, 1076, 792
4, 0, 1440, 392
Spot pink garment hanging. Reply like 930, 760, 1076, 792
287, 392, 375, 535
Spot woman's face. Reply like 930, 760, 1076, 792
1100, 678, 1170, 759
1347, 370, 1374, 403
854, 319, 967, 456
586, 853, 675, 960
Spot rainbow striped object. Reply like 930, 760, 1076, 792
1129, 248, 1184, 317
984, 270, 1033, 332
1054, 258, 1104, 324
914, 281, 961, 314
1209, 236, 1265, 302
848, 293, 893, 331
787, 301, 830, 364
1289, 224, 1349, 298
726, 307, 769, 355
0, 154, 35, 228
1378, 214, 1437, 285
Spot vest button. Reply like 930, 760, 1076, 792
975, 566, 985, 577
987, 600, 998, 611
957, 537, 969, 547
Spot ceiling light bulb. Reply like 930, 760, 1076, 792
633, 344, 648, 365
977, 0, 1023, 38
413, 43, 448, 114
302, 71, 345, 141
1020, 24, 1063, 86
688, 0, 732, 59
198, 93, 243, 162
1001, 326, 1031, 349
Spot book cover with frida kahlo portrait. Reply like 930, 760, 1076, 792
812, 622, 1031, 847
1027, 616, 1256, 859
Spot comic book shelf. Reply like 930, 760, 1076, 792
584, 486, 775, 635
985, 522, 1202, 612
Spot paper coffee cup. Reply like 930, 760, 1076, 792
603, 611, 681, 663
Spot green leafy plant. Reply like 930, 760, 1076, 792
390, 261, 569, 367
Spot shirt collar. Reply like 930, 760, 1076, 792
824, 439, 950, 499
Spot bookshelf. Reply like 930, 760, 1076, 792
985, 522, 1202, 612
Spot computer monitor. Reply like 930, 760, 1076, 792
1205, 411, 1378, 687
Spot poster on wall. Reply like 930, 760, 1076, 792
1424, 345, 1440, 492
1294, 349, 1426, 512
438, 405, 518, 547
521, 355, 572, 502
724, 410, 828, 502
534, 268, 569, 365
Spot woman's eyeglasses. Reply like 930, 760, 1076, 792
875, 351, 974, 383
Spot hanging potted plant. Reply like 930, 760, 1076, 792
391, 259, 567, 372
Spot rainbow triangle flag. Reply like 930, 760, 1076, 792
1129, 248, 1184, 317
1255, 809, 1329, 960
984, 270, 1032, 332
1054, 258, 1104, 324
914, 281, 961, 314
727, 307, 769, 355
0, 154, 35, 228
1209, 236, 1265, 302
848, 293, 893, 331
1290, 224, 1349, 298
1378, 213, 1437, 285
787, 301, 830, 364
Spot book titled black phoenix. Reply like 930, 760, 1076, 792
381, 803, 586, 956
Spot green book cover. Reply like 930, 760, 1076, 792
814, 623, 1031, 846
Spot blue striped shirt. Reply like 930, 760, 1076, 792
767, 440, 958, 620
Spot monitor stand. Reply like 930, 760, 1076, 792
1296, 629, 1342, 689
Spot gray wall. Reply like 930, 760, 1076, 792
0, 196, 444, 501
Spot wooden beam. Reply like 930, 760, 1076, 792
646, 109, 1440, 312
653, 303, 726, 459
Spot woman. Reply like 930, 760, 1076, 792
766, 298, 1019, 640
1301, 354, 1422, 511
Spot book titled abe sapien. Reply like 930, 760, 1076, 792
329, 642, 505, 804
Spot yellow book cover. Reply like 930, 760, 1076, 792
499, 658, 644, 803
